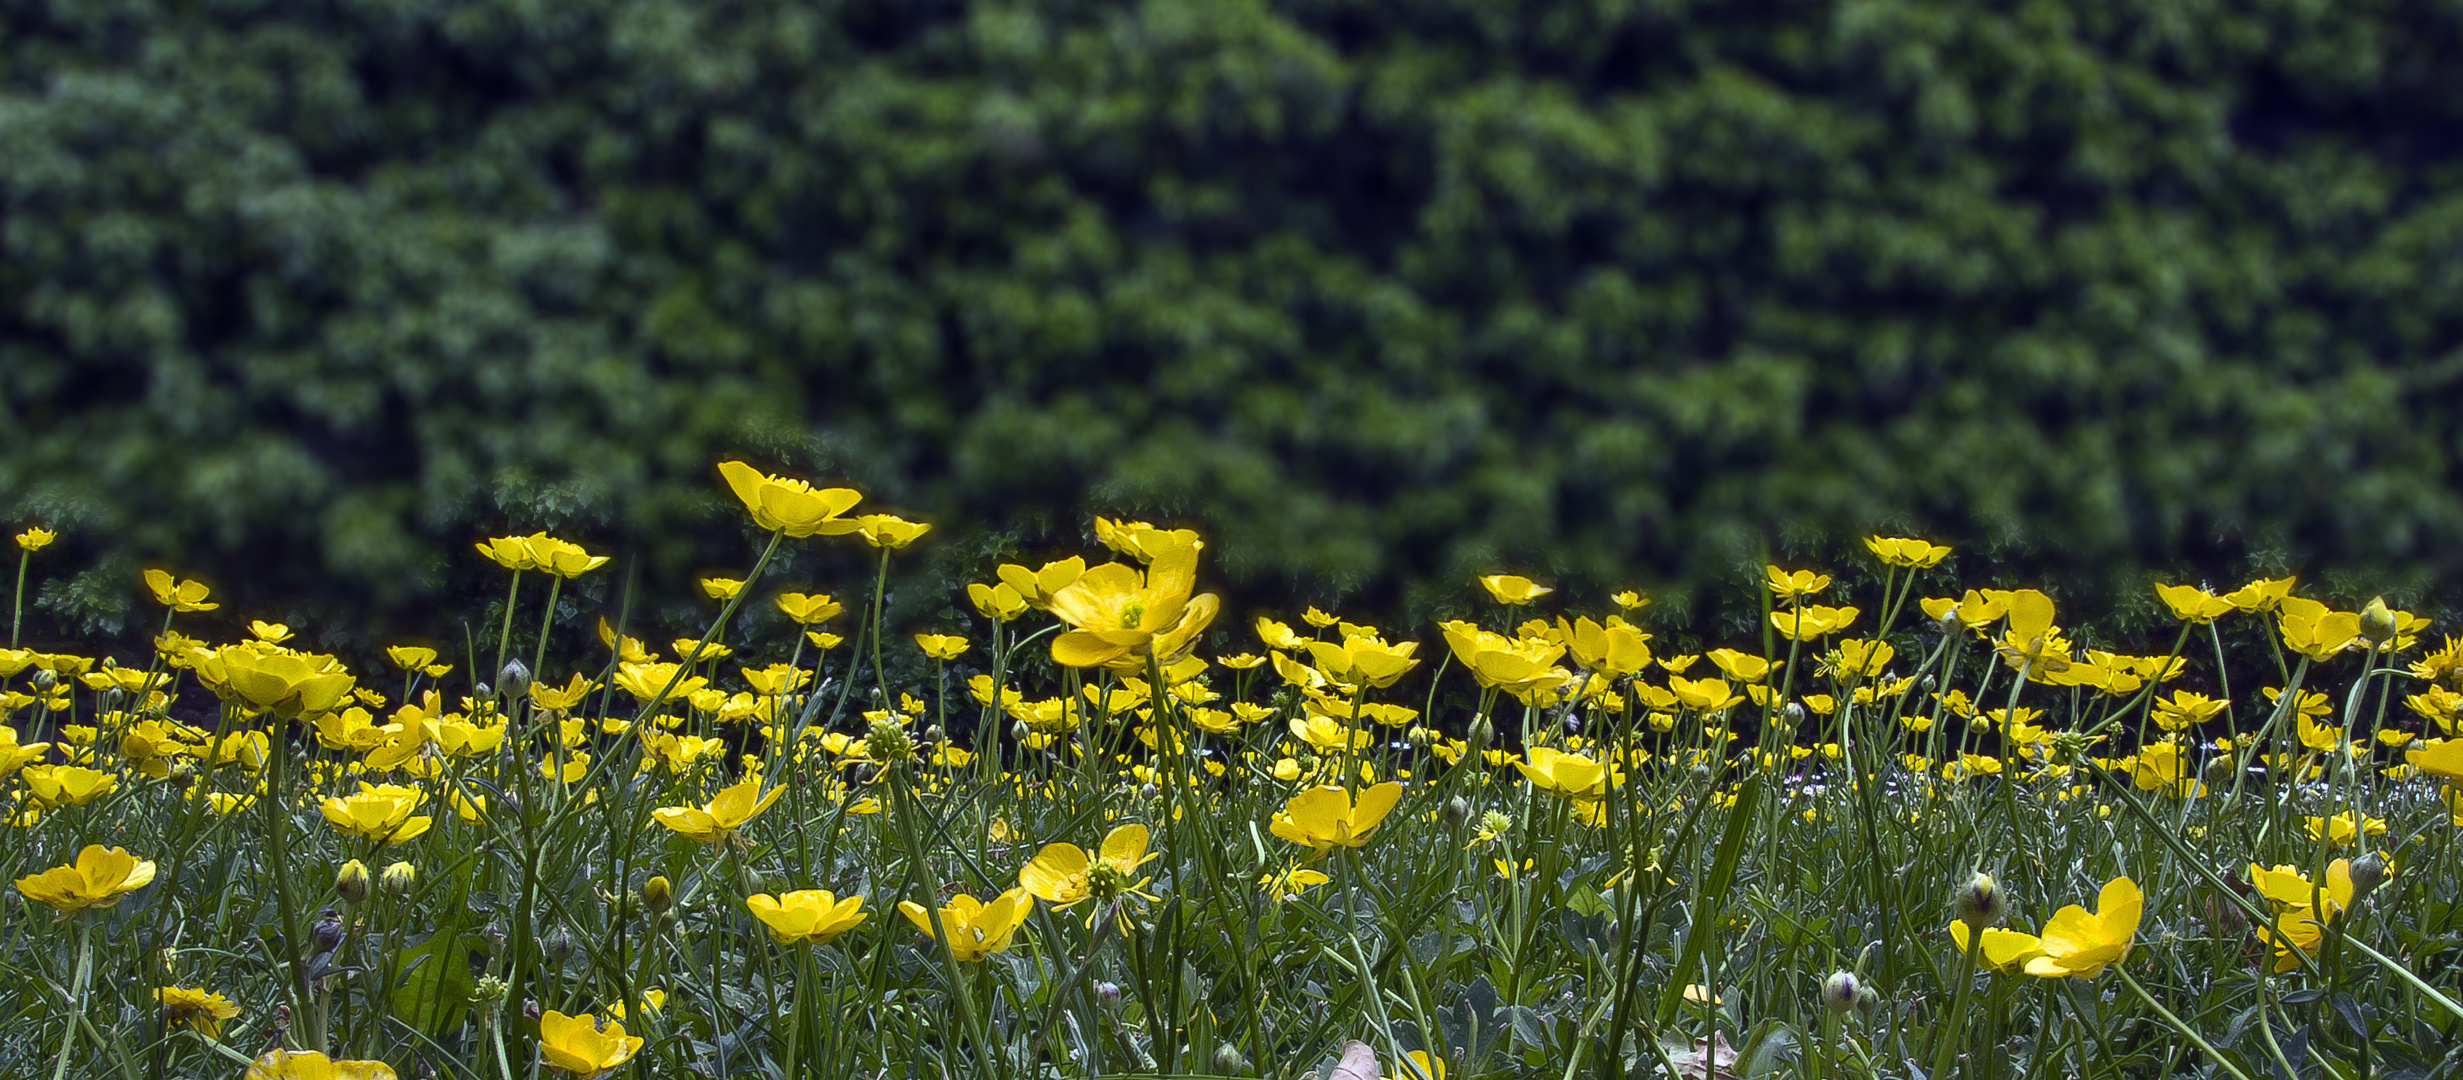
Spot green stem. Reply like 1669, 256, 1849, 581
11, 549, 27, 648
492, 570, 523, 695
2113, 967, 2256, 1080
51, 921, 90, 1080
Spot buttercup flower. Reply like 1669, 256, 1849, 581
196, 641, 357, 719
2023, 876, 2140, 979
1765, 567, 1831, 603
898, 888, 1033, 961
775, 592, 843, 625
651, 776, 782, 844
851, 514, 932, 549
143, 569, 219, 612
538, 1010, 644, 1077
244, 1050, 399, 1080
913, 632, 969, 661
2155, 584, 2235, 623
995, 558, 1086, 609
1864, 536, 1951, 569
717, 461, 865, 536
2277, 596, 2361, 662
158, 986, 241, 1037
14, 527, 55, 552
1046, 543, 1220, 671
1019, 823, 1158, 909
746, 890, 869, 946
320, 784, 434, 845
1269, 783, 1405, 853
16, 844, 157, 915
1478, 575, 1554, 605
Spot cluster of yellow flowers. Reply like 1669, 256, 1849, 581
4, 464, 2457, 1080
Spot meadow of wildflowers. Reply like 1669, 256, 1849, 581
2, 462, 2458, 1080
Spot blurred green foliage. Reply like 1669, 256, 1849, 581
5, 0, 2462, 647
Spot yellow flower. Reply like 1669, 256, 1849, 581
604, 990, 664, 1021
2303, 812, 2386, 845
21, 764, 117, 806
913, 632, 969, 661
14, 527, 56, 552
1046, 544, 1220, 671
774, 591, 843, 625
385, 646, 438, 671
2022, 877, 2141, 979
2151, 690, 2226, 731
1268, 782, 1405, 853
2154, 584, 2235, 623
2406, 739, 2463, 781
2277, 596, 2362, 662
473, 536, 536, 571
650, 776, 782, 844
1668, 675, 1741, 712
1289, 714, 1368, 753
1384, 1049, 1448, 1080
994, 558, 1086, 609
1562, 616, 1654, 676
1948, 922, 2046, 974
142, 568, 219, 612
1764, 566, 1831, 603
1702, 648, 1769, 683
1258, 865, 1330, 900
716, 461, 865, 537
247, 620, 295, 644
195, 641, 357, 719
1304, 633, 1421, 689
15, 844, 157, 915
1920, 589, 2009, 630
746, 890, 869, 946
1864, 536, 1951, 568
966, 581, 1030, 621
2129, 742, 2202, 797
1770, 605, 1857, 642
320, 784, 433, 845
851, 513, 932, 549
537, 1010, 644, 1077
1477, 574, 1553, 605
2223, 576, 2297, 613
244, 1049, 399, 1080
531, 673, 599, 712
2248, 860, 2355, 917
1516, 747, 1607, 801
699, 577, 744, 601
157, 986, 241, 1038
898, 888, 1033, 961
1019, 823, 1158, 908
523, 534, 606, 577
1437, 621, 1570, 698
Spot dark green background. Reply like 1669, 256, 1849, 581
7, 0, 2462, 651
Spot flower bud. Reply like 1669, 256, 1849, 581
1445, 796, 1473, 823
1819, 971, 1862, 1013
497, 659, 532, 700
642, 875, 675, 916
1955, 871, 2005, 930
2360, 597, 2399, 646
1920, 673, 1937, 693
311, 908, 346, 953
1095, 981, 1123, 1010
2349, 852, 2390, 901
1407, 726, 1435, 748
1009, 721, 1032, 745
542, 926, 574, 964
1784, 702, 1806, 723
1465, 715, 1494, 753
1213, 1044, 1248, 1074
334, 859, 371, 904
380, 861, 416, 896
31, 667, 56, 689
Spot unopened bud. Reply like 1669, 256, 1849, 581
1213, 1043, 1247, 1074
1445, 796, 1473, 823
1095, 981, 1122, 1010
497, 659, 532, 700
1784, 702, 1806, 723
380, 861, 416, 896
2349, 852, 2390, 900
1955, 871, 2005, 930
311, 908, 346, 953
2359, 597, 2399, 646
334, 860, 371, 904
542, 927, 574, 964
642, 875, 675, 916
1819, 971, 1862, 1013
1465, 716, 1494, 753
1920, 673, 1937, 692
31, 668, 56, 689
1407, 726, 1435, 748
1009, 721, 1032, 745
923, 724, 945, 744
